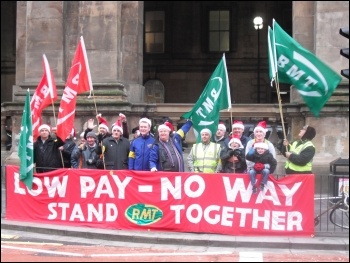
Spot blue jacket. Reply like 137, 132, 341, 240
128, 134, 155, 171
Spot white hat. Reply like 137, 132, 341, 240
200, 128, 212, 137
139, 117, 152, 127
228, 134, 243, 149
254, 142, 268, 150
112, 125, 123, 134
38, 124, 51, 133
158, 124, 171, 132
218, 123, 226, 131
232, 120, 245, 130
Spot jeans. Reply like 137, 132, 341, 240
248, 168, 270, 186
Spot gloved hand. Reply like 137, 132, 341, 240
254, 162, 265, 172
233, 149, 242, 157
228, 149, 234, 157
264, 164, 270, 169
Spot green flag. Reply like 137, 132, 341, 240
182, 54, 231, 142
271, 19, 342, 117
18, 89, 34, 189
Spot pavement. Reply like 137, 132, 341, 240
1, 219, 348, 252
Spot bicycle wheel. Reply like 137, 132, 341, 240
329, 205, 349, 229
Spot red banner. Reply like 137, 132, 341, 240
30, 54, 58, 141
6, 165, 314, 236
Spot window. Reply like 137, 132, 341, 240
209, 10, 230, 52
145, 11, 165, 54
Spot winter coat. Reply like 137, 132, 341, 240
100, 136, 130, 170
245, 149, 277, 173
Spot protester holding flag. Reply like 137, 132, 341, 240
221, 134, 247, 174
33, 124, 64, 173
71, 132, 100, 169
245, 121, 276, 173
58, 130, 77, 168
281, 125, 316, 174
187, 128, 222, 173
149, 119, 192, 172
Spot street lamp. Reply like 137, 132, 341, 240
253, 16, 263, 103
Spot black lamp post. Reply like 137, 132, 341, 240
253, 16, 263, 103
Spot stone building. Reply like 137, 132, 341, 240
1, 1, 349, 175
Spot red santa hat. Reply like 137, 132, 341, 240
158, 124, 171, 132
254, 142, 268, 150
111, 124, 123, 134
228, 134, 243, 149
97, 114, 109, 132
164, 121, 174, 132
232, 120, 245, 130
218, 122, 226, 131
254, 121, 267, 135
38, 124, 51, 133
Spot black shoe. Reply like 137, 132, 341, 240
252, 186, 258, 194
260, 184, 264, 191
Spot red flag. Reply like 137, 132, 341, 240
30, 54, 58, 141
56, 36, 93, 141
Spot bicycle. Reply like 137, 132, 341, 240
314, 192, 349, 229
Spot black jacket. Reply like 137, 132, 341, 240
34, 135, 64, 173
246, 149, 277, 173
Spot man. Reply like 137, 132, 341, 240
187, 128, 222, 173
99, 124, 130, 170
128, 117, 155, 171
34, 124, 64, 173
71, 132, 100, 169
150, 120, 192, 172
227, 120, 250, 150
212, 122, 228, 149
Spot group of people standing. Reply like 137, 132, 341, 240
33, 114, 316, 194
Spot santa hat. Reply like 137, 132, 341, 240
111, 113, 126, 129
253, 121, 267, 135
254, 142, 268, 150
139, 117, 152, 127
228, 134, 243, 149
158, 124, 171, 132
112, 124, 123, 134
232, 120, 245, 130
38, 124, 51, 133
218, 122, 226, 131
97, 114, 109, 132
200, 128, 212, 137
164, 121, 174, 132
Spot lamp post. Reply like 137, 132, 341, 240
253, 16, 263, 103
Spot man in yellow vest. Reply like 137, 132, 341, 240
187, 128, 222, 173
281, 125, 316, 174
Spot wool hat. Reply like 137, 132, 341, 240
232, 120, 245, 130
97, 114, 109, 132
158, 124, 171, 132
302, 125, 316, 141
164, 121, 174, 132
139, 117, 152, 127
218, 123, 226, 132
253, 121, 267, 135
112, 124, 123, 134
200, 128, 212, 137
86, 132, 97, 140
254, 142, 268, 150
229, 134, 243, 149
38, 124, 51, 133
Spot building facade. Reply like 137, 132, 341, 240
1, 1, 349, 173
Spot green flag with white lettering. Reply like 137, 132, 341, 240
182, 54, 231, 142
18, 89, 34, 189
271, 19, 342, 117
